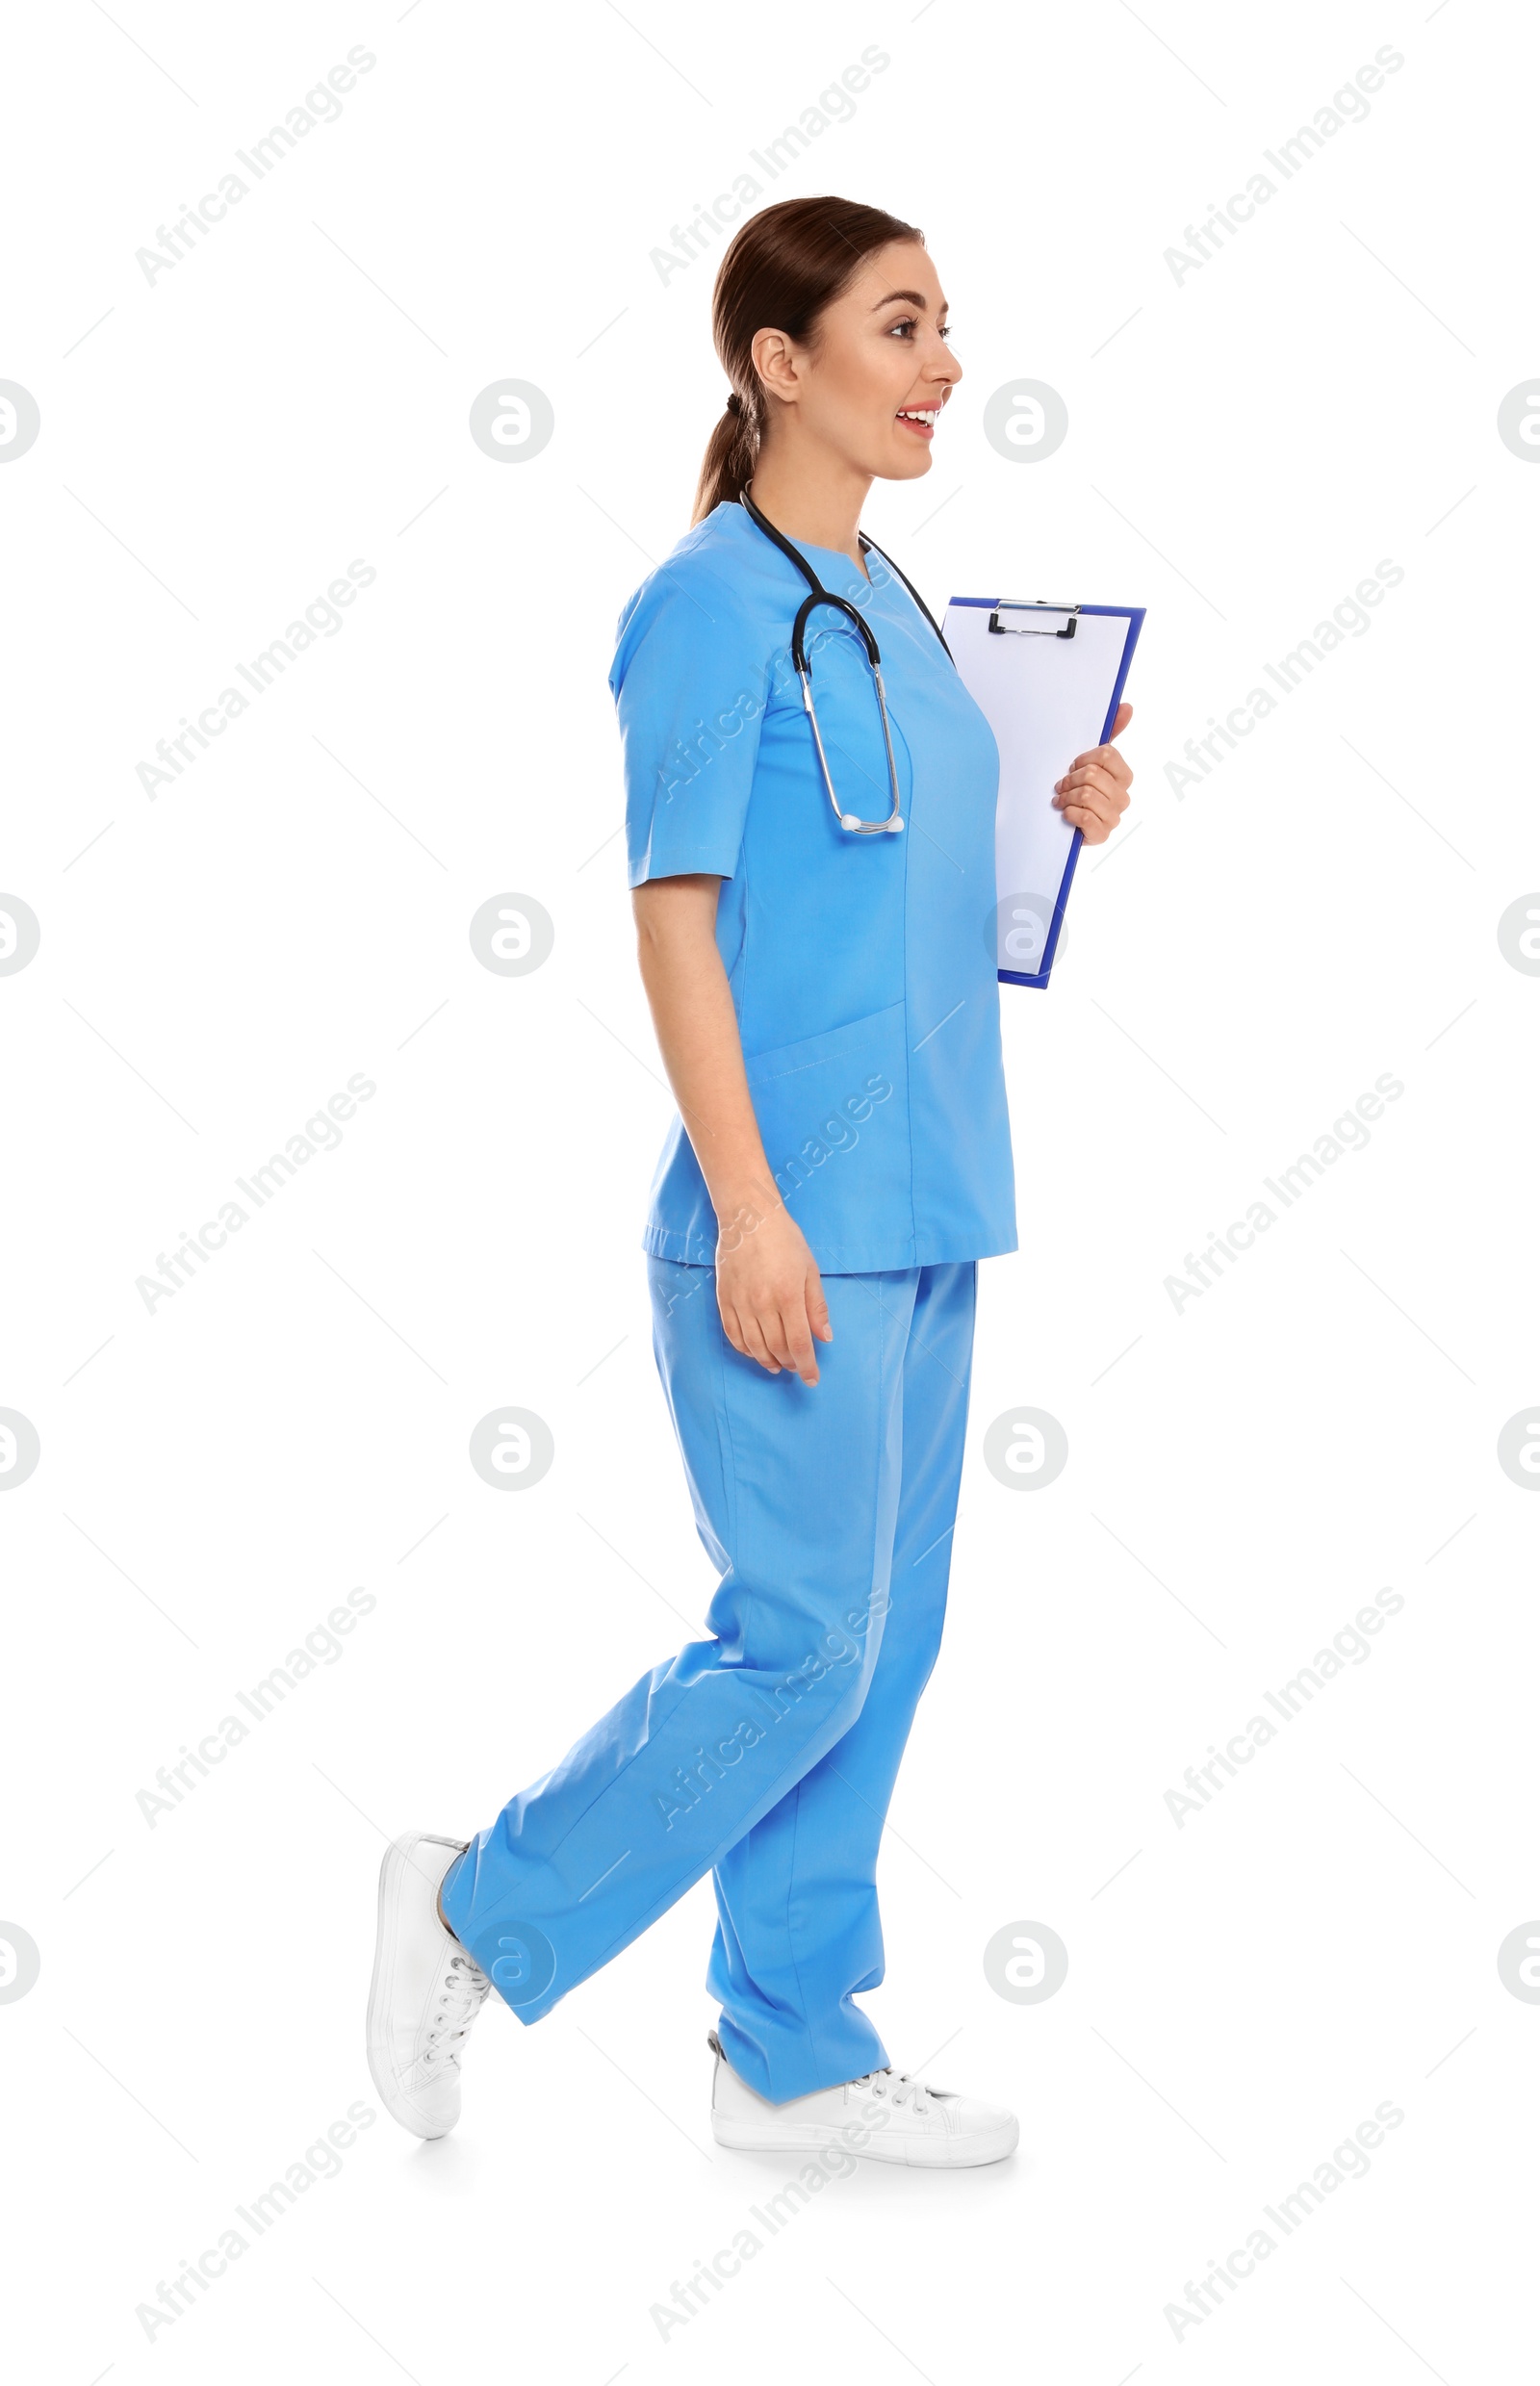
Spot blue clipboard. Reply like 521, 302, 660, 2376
943, 597, 1144, 988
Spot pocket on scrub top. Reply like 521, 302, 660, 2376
741, 1000, 910, 1253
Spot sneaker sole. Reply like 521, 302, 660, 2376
365, 1833, 459, 2141
710, 2112, 1019, 2168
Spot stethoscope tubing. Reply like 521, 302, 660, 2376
738, 486, 953, 836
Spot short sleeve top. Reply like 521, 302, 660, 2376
610, 498, 1017, 1275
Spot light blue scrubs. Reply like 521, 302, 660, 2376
620, 498, 1017, 1271
439, 500, 1018, 2101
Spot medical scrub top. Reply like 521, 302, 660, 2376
611, 497, 1017, 1276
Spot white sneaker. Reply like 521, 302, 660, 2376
707, 2032, 1018, 2168
367, 1832, 492, 2140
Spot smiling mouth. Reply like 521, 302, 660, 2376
896, 405, 941, 437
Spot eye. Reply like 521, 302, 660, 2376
886, 315, 956, 344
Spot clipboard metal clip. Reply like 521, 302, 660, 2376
988, 602, 1080, 640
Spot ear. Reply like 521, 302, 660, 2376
751, 325, 801, 406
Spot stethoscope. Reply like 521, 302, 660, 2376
738, 485, 954, 837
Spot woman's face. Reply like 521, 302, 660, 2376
752, 239, 961, 481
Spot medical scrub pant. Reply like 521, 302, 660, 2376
439, 1255, 977, 2105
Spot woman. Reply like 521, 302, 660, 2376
367, 195, 1133, 2168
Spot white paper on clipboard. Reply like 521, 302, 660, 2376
942, 598, 1144, 988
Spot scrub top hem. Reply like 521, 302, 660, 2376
641, 1224, 1019, 1272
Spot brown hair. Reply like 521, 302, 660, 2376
690, 195, 924, 526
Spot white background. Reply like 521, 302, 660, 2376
3, 1, 1537, 2379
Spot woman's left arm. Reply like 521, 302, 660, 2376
1050, 702, 1135, 845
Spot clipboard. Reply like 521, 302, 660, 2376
943, 597, 1144, 988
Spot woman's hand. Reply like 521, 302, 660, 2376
716, 1201, 832, 1384
1050, 701, 1134, 844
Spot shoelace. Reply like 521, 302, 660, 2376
420, 1954, 491, 2072
852, 2066, 936, 2115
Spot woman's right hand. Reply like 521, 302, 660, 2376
715, 1202, 833, 1383
630, 874, 833, 1383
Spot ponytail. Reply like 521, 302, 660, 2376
689, 195, 923, 527
691, 388, 758, 525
